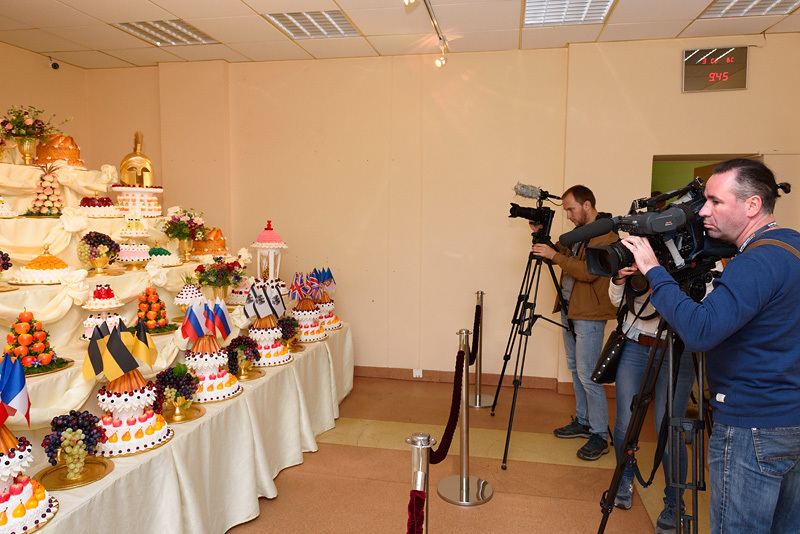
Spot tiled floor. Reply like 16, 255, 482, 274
228, 377, 710, 533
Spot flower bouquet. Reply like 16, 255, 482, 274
78, 232, 120, 272
1, 105, 70, 141
195, 256, 245, 289
164, 206, 207, 241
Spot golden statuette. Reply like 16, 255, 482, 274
119, 131, 154, 186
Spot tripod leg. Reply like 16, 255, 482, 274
501, 305, 533, 470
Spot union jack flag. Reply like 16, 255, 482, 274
307, 271, 322, 300
289, 272, 305, 301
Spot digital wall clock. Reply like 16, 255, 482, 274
683, 47, 748, 93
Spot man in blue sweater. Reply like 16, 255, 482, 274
620, 159, 800, 533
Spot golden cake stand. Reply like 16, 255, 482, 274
162, 402, 206, 424
0, 284, 19, 292
236, 365, 265, 381
35, 456, 114, 491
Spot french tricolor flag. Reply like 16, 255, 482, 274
0, 356, 30, 426
181, 302, 206, 342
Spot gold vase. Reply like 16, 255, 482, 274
179, 239, 193, 262
212, 285, 229, 302
89, 256, 110, 276
14, 136, 37, 165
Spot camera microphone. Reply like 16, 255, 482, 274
514, 182, 541, 199
559, 218, 615, 247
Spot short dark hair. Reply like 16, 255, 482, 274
563, 185, 596, 208
712, 159, 780, 214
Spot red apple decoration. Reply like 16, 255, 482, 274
6, 333, 16, 344
8, 484, 23, 496
31, 342, 45, 353
14, 346, 27, 357
147, 294, 158, 303
20, 355, 35, 366
39, 352, 53, 365
146, 320, 157, 329
32, 321, 42, 331
138, 294, 148, 302
146, 311, 157, 320
145, 287, 156, 295
151, 303, 161, 312
33, 331, 46, 342
17, 334, 32, 347
0, 492, 9, 503
18, 311, 33, 323
138, 303, 149, 312
13, 323, 30, 335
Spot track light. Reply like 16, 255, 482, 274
435, 55, 446, 68
404, 0, 416, 5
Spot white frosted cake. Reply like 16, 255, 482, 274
0, 196, 15, 218
292, 297, 327, 342
185, 334, 241, 403
119, 216, 148, 238
0, 427, 58, 534
226, 277, 253, 306
317, 292, 342, 331
83, 284, 122, 310
174, 284, 204, 307
11, 252, 71, 284
148, 243, 180, 267
81, 314, 121, 340
95, 370, 171, 457
118, 243, 150, 263
79, 194, 121, 218
113, 185, 163, 218
249, 315, 292, 366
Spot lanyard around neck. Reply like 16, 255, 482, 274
739, 221, 778, 253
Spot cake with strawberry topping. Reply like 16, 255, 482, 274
25, 166, 64, 217
0, 425, 58, 533
95, 369, 171, 457
291, 297, 327, 342
185, 334, 241, 403
83, 284, 122, 310
316, 291, 342, 331
249, 315, 292, 366
79, 193, 120, 218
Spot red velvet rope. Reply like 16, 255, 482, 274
469, 304, 482, 366
406, 490, 426, 534
430, 350, 465, 465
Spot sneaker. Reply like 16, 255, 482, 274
553, 416, 591, 439
576, 433, 610, 461
655, 502, 682, 534
614, 478, 633, 510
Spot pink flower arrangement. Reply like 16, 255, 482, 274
1, 105, 70, 141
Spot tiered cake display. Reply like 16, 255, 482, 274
226, 277, 253, 306
249, 314, 292, 367
112, 186, 162, 218
10, 245, 71, 284
80, 285, 122, 341
181, 301, 241, 403
83, 319, 172, 457
251, 221, 288, 295
0, 357, 58, 532
291, 297, 327, 342
117, 214, 150, 270
25, 165, 63, 216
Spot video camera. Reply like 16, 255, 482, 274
559, 179, 737, 296
509, 183, 559, 241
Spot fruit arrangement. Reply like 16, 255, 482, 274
3, 310, 67, 375
153, 363, 199, 414
277, 316, 299, 344
77, 231, 120, 265
25, 165, 63, 216
0, 249, 10, 280
130, 286, 177, 334
226, 336, 260, 376
41, 410, 107, 480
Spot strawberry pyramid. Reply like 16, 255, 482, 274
3, 310, 68, 376
135, 286, 176, 334
25, 165, 64, 216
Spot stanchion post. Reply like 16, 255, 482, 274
438, 329, 494, 507
407, 432, 436, 534
470, 290, 494, 409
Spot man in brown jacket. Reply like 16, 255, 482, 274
532, 185, 618, 460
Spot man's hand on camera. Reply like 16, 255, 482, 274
621, 237, 660, 275
532, 243, 556, 260
613, 265, 637, 285
529, 221, 543, 233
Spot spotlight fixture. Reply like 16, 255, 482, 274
403, 0, 417, 5
435, 55, 447, 68
434, 37, 447, 68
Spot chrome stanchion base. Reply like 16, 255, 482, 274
469, 393, 495, 409
438, 475, 493, 506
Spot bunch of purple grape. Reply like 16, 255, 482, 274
277, 316, 299, 341
0, 250, 11, 272
41, 410, 107, 466
77, 231, 120, 264
227, 336, 260, 375
153, 363, 199, 413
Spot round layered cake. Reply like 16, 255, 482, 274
118, 243, 151, 262
12, 249, 71, 284
148, 244, 180, 267
185, 335, 241, 403
34, 134, 85, 168
249, 315, 292, 366
119, 216, 148, 239
292, 297, 327, 342
113, 185, 163, 218
83, 284, 122, 310
79, 194, 120, 218
0, 196, 15, 218
81, 313, 121, 340
227, 277, 253, 306
174, 284, 204, 307
191, 228, 227, 259
316, 292, 342, 331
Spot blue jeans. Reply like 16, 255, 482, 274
613, 340, 695, 508
561, 311, 608, 438
708, 422, 800, 533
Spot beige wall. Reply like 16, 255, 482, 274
3, 32, 799, 383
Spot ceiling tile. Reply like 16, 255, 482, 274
57, 0, 175, 24
150, 0, 255, 19
767, 10, 800, 32
681, 15, 785, 37
166, 43, 252, 62
447, 29, 519, 52
0, 28, 88, 52
599, 20, 691, 42
299, 36, 379, 58
337, 0, 406, 8
46, 24, 149, 50
367, 33, 441, 55
242, 0, 341, 14
227, 40, 313, 60
187, 15, 287, 42
521, 24, 603, 49
46, 49, 136, 68
2, 0, 99, 28
435, 1, 521, 33
0, 14, 31, 31
608, 0, 708, 23
105, 47, 187, 66
347, 6, 435, 36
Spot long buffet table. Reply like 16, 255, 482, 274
38, 324, 354, 533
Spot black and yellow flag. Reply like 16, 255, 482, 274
102, 323, 139, 382
82, 325, 108, 381
131, 318, 157, 369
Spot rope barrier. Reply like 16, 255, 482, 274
469, 304, 481, 366
407, 489, 426, 534
430, 350, 465, 465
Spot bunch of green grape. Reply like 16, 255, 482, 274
60, 428, 87, 480
163, 386, 177, 403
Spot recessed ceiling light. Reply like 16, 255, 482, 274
264, 11, 359, 40
524, 0, 614, 27
113, 20, 218, 47
701, 0, 800, 18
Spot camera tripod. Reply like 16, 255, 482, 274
490, 231, 571, 470
597, 317, 706, 534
